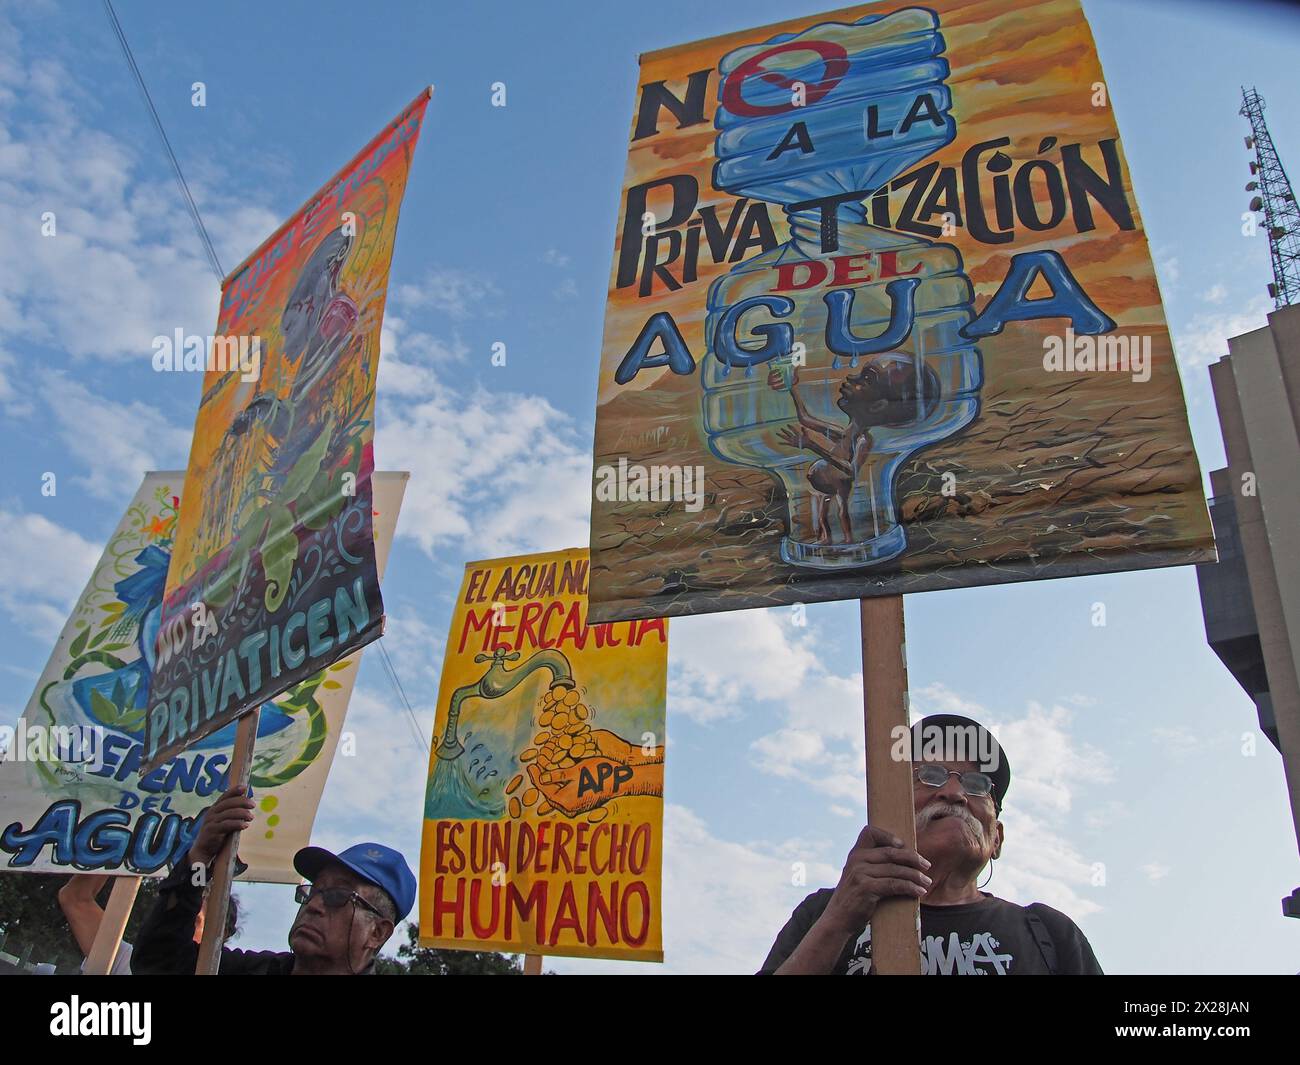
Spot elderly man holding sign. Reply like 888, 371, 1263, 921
761, 716, 1103, 975
132, 786, 415, 975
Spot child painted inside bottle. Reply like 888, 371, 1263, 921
703, 8, 981, 571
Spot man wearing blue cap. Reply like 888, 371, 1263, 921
132, 785, 416, 975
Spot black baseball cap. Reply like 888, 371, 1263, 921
910, 714, 1011, 811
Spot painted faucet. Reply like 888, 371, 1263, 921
435, 646, 575, 760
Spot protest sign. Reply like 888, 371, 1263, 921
144, 89, 430, 769
590, 0, 1213, 622
0, 471, 407, 884
420, 548, 667, 962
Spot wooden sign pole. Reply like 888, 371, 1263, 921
523, 952, 543, 975
83, 875, 140, 975
195, 707, 260, 976
860, 595, 921, 975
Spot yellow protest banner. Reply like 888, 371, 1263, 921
144, 90, 431, 770
419, 548, 666, 962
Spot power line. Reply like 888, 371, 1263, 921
103, 0, 225, 281
378, 640, 430, 753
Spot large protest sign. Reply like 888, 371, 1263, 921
589, 1, 1213, 622
0, 471, 408, 884
420, 548, 667, 962
144, 90, 430, 769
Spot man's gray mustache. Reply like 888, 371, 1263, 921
916, 801, 985, 844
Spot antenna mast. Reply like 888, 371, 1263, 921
1241, 86, 1300, 308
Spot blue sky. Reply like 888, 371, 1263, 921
2, 0, 1299, 974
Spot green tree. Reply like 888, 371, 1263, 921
377, 922, 525, 974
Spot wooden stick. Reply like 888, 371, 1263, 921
195, 707, 260, 976
523, 953, 543, 975
83, 876, 140, 975
860, 595, 920, 975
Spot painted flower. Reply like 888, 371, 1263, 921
113, 544, 170, 628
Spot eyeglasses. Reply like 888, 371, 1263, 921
913, 764, 995, 800
294, 883, 384, 918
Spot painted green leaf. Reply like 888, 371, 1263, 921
100, 602, 125, 614
262, 504, 298, 613
90, 688, 120, 725
64, 652, 128, 680
321, 680, 342, 690
301, 467, 342, 530
283, 417, 334, 503
116, 708, 147, 732
70, 626, 90, 658
217, 504, 271, 607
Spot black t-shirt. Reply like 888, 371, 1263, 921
759, 890, 1103, 975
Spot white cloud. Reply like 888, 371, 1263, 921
1149, 725, 1222, 759
669, 608, 821, 724
376, 377, 591, 560
976, 697, 1114, 815
751, 726, 865, 805
552, 278, 579, 301
312, 684, 435, 853
0, 507, 101, 640
377, 313, 470, 398
1202, 283, 1227, 304
0, 349, 33, 416
377, 603, 445, 688
541, 248, 570, 268
393, 267, 500, 320
668, 607, 869, 799
1154, 251, 1180, 298
1172, 293, 1271, 368
38, 370, 192, 501
0, 44, 289, 365
1083, 799, 1130, 833
1142, 862, 1170, 883
992, 807, 1104, 918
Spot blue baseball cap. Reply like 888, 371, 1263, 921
294, 842, 417, 921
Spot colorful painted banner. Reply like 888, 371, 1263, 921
589, 1, 1213, 622
144, 89, 430, 769
420, 548, 667, 962
0, 472, 407, 883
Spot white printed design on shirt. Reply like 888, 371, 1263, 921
846, 926, 1015, 975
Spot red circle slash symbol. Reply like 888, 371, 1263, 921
721, 41, 850, 118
